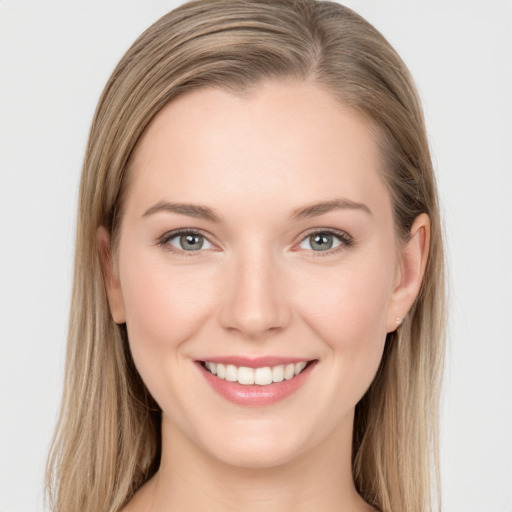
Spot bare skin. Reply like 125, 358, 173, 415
99, 80, 429, 512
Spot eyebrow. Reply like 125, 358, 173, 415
290, 198, 372, 220
143, 201, 221, 222
142, 197, 371, 222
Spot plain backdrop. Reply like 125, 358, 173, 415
1, 1, 511, 511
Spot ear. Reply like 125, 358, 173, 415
96, 226, 126, 324
386, 213, 430, 333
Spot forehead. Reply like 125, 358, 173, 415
125, 80, 390, 221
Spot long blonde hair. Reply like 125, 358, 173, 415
46, 1, 445, 511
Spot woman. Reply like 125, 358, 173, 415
46, 1, 445, 511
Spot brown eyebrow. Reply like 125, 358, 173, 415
290, 198, 372, 220
142, 197, 371, 222
142, 201, 222, 222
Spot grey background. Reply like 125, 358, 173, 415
1, 1, 511, 510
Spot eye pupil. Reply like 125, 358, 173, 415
310, 233, 333, 251
181, 234, 203, 251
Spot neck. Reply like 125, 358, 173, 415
135, 414, 374, 512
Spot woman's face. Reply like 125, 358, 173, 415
101, 81, 421, 468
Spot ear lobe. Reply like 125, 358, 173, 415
386, 213, 430, 333
96, 226, 126, 324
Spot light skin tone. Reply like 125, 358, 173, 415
98, 80, 429, 512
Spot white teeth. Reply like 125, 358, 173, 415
216, 363, 226, 379
284, 364, 295, 380
254, 367, 273, 385
238, 366, 255, 385
225, 364, 238, 382
204, 360, 310, 385
294, 362, 307, 375
272, 365, 284, 383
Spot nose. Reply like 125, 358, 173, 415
218, 246, 292, 340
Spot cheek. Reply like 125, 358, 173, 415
118, 250, 218, 377
296, 252, 395, 399
300, 255, 394, 342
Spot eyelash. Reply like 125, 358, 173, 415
157, 228, 353, 259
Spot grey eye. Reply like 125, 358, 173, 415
168, 233, 213, 251
299, 232, 343, 252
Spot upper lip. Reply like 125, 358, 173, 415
197, 356, 316, 368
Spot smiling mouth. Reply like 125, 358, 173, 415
200, 360, 315, 386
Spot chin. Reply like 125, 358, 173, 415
210, 439, 302, 470
193, 418, 316, 470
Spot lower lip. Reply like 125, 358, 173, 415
197, 361, 317, 406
